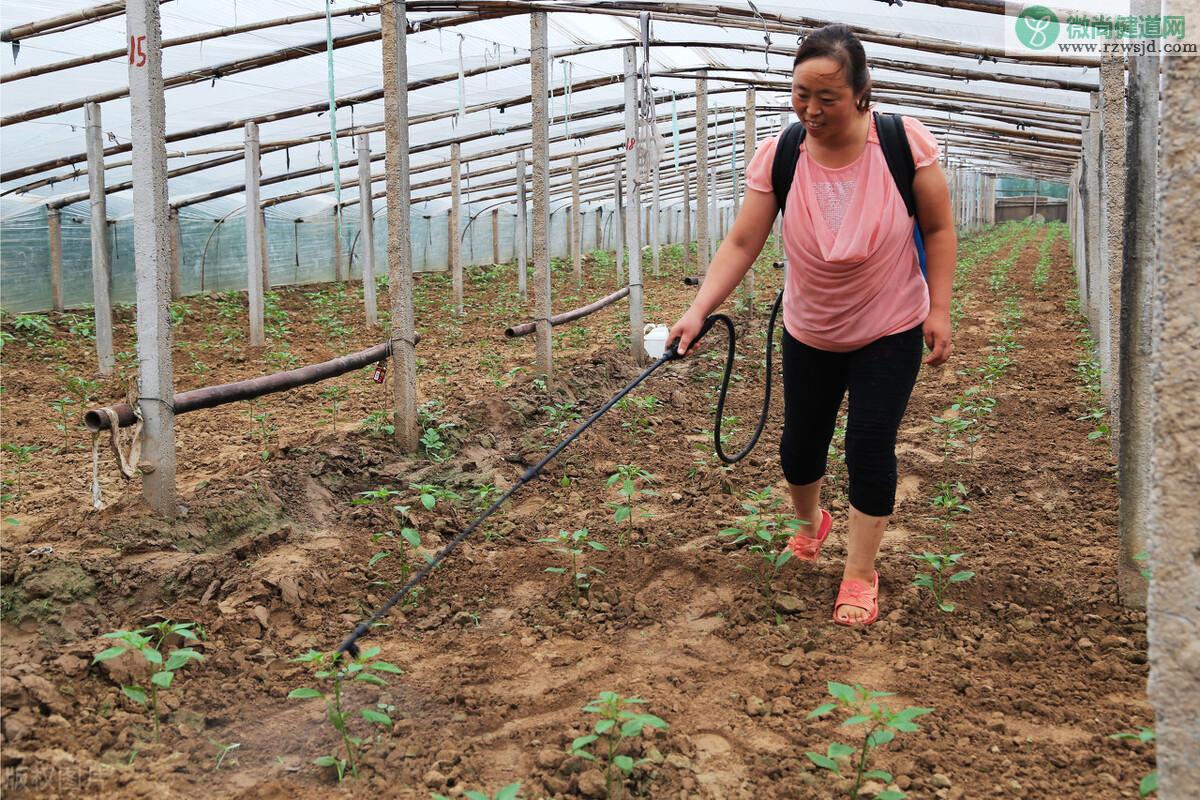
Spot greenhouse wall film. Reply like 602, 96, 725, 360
0, 1, 1197, 799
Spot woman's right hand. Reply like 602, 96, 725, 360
667, 306, 708, 357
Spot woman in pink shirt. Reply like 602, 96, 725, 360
669, 24, 955, 626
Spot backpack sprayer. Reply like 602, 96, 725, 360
335, 290, 785, 658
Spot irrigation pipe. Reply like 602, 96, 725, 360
83, 336, 420, 433
504, 286, 630, 337
336, 290, 784, 657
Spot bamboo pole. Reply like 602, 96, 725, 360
2, 0, 168, 43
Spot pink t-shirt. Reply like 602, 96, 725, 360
745, 114, 940, 352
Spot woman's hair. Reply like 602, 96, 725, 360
794, 24, 872, 112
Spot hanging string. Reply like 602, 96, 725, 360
456, 34, 466, 128
324, 0, 342, 211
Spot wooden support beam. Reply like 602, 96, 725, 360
127, 0, 176, 516
382, 0, 419, 452
530, 11, 552, 380
85, 101, 114, 375
491, 207, 500, 265
357, 133, 378, 327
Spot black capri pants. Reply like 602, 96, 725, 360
779, 323, 924, 517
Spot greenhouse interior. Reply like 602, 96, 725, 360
0, 0, 1196, 798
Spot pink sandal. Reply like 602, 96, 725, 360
787, 509, 833, 562
833, 571, 879, 627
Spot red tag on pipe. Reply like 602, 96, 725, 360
372, 359, 387, 384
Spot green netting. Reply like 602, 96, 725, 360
1, 199, 711, 314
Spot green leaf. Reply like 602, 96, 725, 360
827, 742, 856, 759
840, 715, 871, 727
571, 734, 598, 753
545, 567, 565, 574
949, 570, 975, 582
1139, 770, 1158, 797
828, 681, 858, 704
401, 528, 422, 548
354, 672, 387, 686
865, 769, 893, 781
464, 792, 489, 800
890, 707, 934, 724
891, 721, 920, 733
938, 602, 956, 613
619, 719, 645, 738
150, 671, 174, 689
421, 494, 436, 511
368, 551, 391, 567
588, 541, 608, 551
867, 729, 895, 748
140, 647, 163, 665
122, 685, 148, 705
361, 708, 392, 726
495, 782, 522, 800
804, 752, 839, 775
614, 506, 631, 524
93, 646, 127, 663
313, 755, 339, 767
878, 791, 908, 800
163, 648, 203, 671
776, 549, 794, 567
288, 687, 323, 700
613, 755, 635, 774
370, 661, 403, 674
807, 702, 838, 719
594, 719, 614, 734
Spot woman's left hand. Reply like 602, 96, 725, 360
923, 309, 953, 367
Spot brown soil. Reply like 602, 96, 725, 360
0, 227, 1155, 799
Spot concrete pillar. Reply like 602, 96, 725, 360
260, 208, 269, 294
244, 121, 265, 348
695, 73, 708, 273
491, 207, 500, 265
333, 208, 345, 283
47, 207, 64, 312
613, 164, 624, 283
572, 154, 582, 287
743, 89, 757, 309
530, 11, 552, 379
708, 161, 717, 263
449, 141, 463, 315
84, 101, 114, 376
593, 207, 601, 254
1100, 54, 1127, 447
381, 0, 419, 452
682, 167, 691, 264
356, 133, 378, 326
1147, 2, 1200, 790
650, 157, 661, 277
1083, 95, 1103, 333
622, 46, 645, 363
516, 153, 528, 298
126, 0, 176, 516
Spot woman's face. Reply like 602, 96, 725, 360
791, 56, 865, 138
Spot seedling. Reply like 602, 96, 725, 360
434, 783, 522, 800
246, 399, 275, 460
354, 489, 427, 583
538, 528, 607, 607
910, 552, 975, 613
606, 465, 656, 544
569, 691, 668, 800
50, 397, 76, 451
1, 443, 41, 500
208, 739, 241, 771
930, 480, 970, 516
93, 621, 204, 740
320, 384, 349, 432
543, 401, 582, 436
1109, 727, 1157, 797
614, 396, 661, 440
408, 482, 465, 525
360, 410, 395, 437
10, 313, 52, 338
806, 682, 933, 800
288, 647, 401, 782
720, 489, 802, 618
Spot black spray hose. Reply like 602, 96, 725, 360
336, 289, 784, 659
